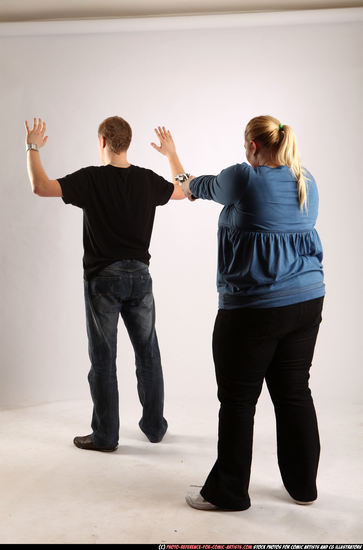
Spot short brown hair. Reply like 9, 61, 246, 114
98, 116, 132, 154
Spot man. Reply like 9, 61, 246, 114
25, 116, 188, 451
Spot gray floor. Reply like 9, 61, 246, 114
0, 398, 362, 544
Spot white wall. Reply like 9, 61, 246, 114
0, 11, 362, 418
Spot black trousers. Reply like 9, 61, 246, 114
201, 296, 324, 511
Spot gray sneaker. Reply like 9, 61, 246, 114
185, 486, 218, 511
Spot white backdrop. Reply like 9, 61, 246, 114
0, 11, 362, 423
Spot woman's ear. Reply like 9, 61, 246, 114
251, 140, 258, 155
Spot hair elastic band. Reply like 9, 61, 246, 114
279, 123, 284, 129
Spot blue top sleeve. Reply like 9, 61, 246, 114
189, 163, 249, 205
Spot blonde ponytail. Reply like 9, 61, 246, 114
245, 115, 308, 211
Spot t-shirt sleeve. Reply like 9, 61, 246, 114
189, 163, 250, 205
150, 171, 174, 206
58, 167, 93, 209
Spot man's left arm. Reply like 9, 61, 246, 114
151, 126, 188, 200
25, 118, 62, 197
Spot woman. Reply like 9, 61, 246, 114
152, 116, 325, 511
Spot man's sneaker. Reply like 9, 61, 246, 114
73, 434, 118, 452
185, 486, 218, 511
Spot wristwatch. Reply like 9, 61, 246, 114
174, 173, 191, 185
26, 143, 39, 152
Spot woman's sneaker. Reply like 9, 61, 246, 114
185, 486, 218, 510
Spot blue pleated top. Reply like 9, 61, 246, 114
189, 163, 325, 309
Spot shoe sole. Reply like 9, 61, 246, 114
185, 495, 218, 511
73, 441, 118, 452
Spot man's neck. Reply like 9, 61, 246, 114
104, 152, 130, 168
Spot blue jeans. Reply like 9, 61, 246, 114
84, 260, 168, 447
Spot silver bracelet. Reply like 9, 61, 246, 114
26, 143, 39, 152
174, 173, 190, 184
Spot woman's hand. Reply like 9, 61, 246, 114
151, 126, 177, 157
25, 118, 48, 148
182, 176, 197, 201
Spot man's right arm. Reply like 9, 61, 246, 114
27, 150, 62, 197
25, 118, 62, 197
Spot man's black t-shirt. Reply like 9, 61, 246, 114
58, 164, 174, 280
